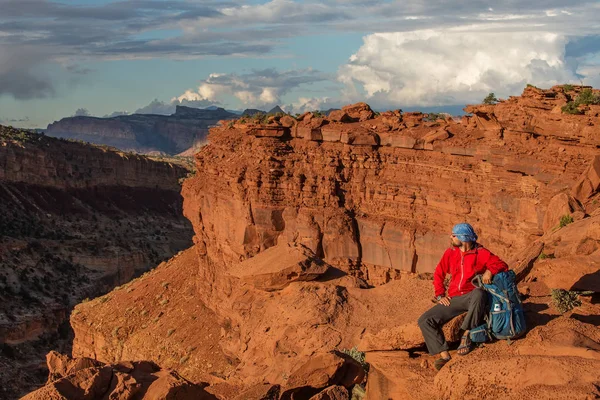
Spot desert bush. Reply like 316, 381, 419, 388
561, 102, 583, 115
341, 346, 369, 372
562, 84, 574, 91
538, 252, 555, 260
551, 289, 581, 313
575, 88, 600, 105
559, 214, 574, 228
424, 112, 446, 122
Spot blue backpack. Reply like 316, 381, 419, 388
469, 270, 526, 343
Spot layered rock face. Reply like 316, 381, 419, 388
184, 85, 597, 284
45, 106, 238, 155
64, 86, 600, 399
0, 126, 194, 398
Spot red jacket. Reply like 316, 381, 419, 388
433, 245, 508, 298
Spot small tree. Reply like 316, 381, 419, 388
482, 93, 498, 105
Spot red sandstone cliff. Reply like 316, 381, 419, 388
183, 86, 598, 284
42, 86, 600, 399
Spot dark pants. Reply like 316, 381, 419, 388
417, 289, 487, 355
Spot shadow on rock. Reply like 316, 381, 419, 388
571, 313, 600, 327
523, 302, 559, 330
571, 270, 600, 293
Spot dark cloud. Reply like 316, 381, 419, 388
0, 0, 599, 102
1, 0, 598, 64
0, 45, 55, 100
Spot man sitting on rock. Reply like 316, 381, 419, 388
417, 223, 508, 370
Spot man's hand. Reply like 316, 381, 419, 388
482, 270, 493, 284
438, 296, 451, 306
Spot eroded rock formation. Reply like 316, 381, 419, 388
33, 86, 600, 399
183, 86, 599, 283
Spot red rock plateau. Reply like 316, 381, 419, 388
0, 126, 194, 398
27, 85, 600, 399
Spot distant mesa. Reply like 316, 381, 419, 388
45, 105, 238, 155
242, 105, 286, 116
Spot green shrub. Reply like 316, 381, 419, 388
575, 88, 600, 105
559, 214, 574, 228
526, 83, 539, 89
253, 113, 268, 124
341, 346, 369, 372
561, 102, 583, 115
562, 84, 574, 91
424, 112, 446, 122
482, 93, 498, 105
551, 289, 581, 313
538, 252, 555, 260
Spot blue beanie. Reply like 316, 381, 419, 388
452, 223, 478, 243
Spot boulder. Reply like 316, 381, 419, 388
530, 255, 600, 292
280, 115, 296, 128
422, 129, 450, 144
280, 352, 364, 399
227, 243, 330, 291
23, 353, 216, 400
328, 110, 354, 123
572, 155, 600, 203
542, 192, 584, 232
342, 103, 375, 121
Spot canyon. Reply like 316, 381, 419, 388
21, 85, 600, 399
0, 126, 194, 398
45, 106, 238, 155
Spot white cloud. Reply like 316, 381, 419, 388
173, 68, 332, 109
338, 30, 579, 107
73, 108, 91, 117
286, 96, 335, 113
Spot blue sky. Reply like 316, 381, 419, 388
0, 0, 599, 128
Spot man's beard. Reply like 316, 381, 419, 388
451, 241, 462, 247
